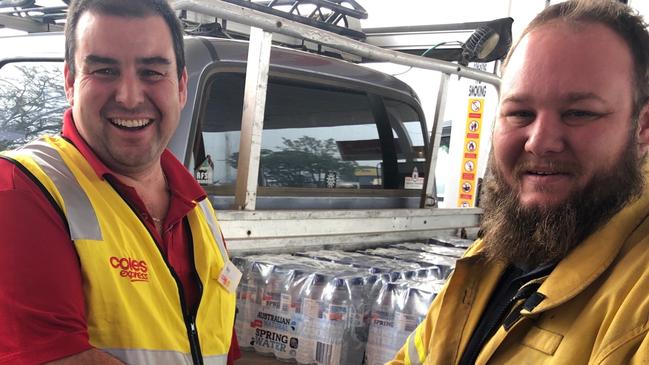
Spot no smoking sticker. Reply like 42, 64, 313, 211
458, 97, 485, 208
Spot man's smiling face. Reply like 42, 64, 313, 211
494, 21, 637, 209
64, 12, 187, 176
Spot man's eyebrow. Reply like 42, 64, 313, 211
82, 55, 172, 66
84, 54, 118, 65
137, 56, 172, 66
565, 92, 606, 103
500, 95, 530, 104
500, 92, 606, 104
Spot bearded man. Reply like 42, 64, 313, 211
389, 0, 649, 364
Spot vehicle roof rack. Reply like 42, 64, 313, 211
0, 0, 368, 61
0, 0, 366, 37
0, 2, 66, 33
178, 0, 367, 61
221, 0, 367, 40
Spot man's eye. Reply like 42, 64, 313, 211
503, 110, 535, 124
140, 70, 164, 80
563, 110, 598, 118
562, 110, 602, 124
92, 68, 118, 76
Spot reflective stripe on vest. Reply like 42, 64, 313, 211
406, 322, 425, 365
5, 137, 235, 363
105, 348, 227, 365
13, 139, 102, 241
198, 198, 229, 261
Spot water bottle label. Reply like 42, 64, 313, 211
315, 340, 342, 365
281, 293, 292, 313
239, 283, 257, 302
261, 294, 280, 309
323, 304, 348, 321
303, 298, 321, 319
366, 320, 402, 365
314, 319, 344, 365
252, 310, 296, 355
395, 311, 421, 332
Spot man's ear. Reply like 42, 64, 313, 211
63, 61, 75, 106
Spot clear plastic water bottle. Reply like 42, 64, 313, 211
308, 277, 348, 365
253, 261, 294, 357
337, 276, 367, 365
296, 273, 328, 365
393, 287, 436, 353
391, 241, 467, 258
233, 256, 257, 350
364, 282, 401, 365
428, 236, 473, 248
299, 275, 367, 365
275, 268, 308, 362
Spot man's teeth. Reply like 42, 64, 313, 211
531, 171, 555, 175
112, 118, 151, 128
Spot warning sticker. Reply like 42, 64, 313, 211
404, 167, 424, 190
457, 98, 484, 207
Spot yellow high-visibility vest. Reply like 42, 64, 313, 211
3, 136, 235, 365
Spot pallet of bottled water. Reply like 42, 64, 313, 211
357, 247, 458, 279
295, 249, 450, 365
390, 241, 467, 258
232, 238, 467, 364
364, 279, 445, 365
233, 254, 374, 364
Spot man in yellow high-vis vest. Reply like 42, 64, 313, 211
389, 0, 649, 364
0, 1, 239, 364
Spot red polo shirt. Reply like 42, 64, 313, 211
0, 109, 239, 364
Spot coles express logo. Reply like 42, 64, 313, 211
110, 256, 149, 282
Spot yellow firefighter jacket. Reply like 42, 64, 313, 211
390, 184, 649, 365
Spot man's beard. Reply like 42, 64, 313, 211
479, 141, 645, 269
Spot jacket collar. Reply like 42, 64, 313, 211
463, 184, 649, 315
531, 186, 649, 313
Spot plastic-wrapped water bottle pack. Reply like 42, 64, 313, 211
232, 237, 469, 365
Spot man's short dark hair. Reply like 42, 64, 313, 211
64, 0, 185, 80
502, 0, 649, 117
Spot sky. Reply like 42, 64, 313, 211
3, 0, 648, 38
0, 1, 531, 36
361, 0, 649, 41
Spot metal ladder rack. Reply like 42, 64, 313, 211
178, 0, 368, 61
218, 0, 367, 40
0, 2, 66, 33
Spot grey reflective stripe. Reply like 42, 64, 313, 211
105, 348, 227, 365
17, 140, 102, 241
203, 354, 229, 365
407, 334, 423, 365
198, 199, 229, 261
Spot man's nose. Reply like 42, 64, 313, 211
114, 72, 145, 108
524, 112, 566, 156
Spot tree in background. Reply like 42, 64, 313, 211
229, 136, 358, 187
0, 63, 67, 151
